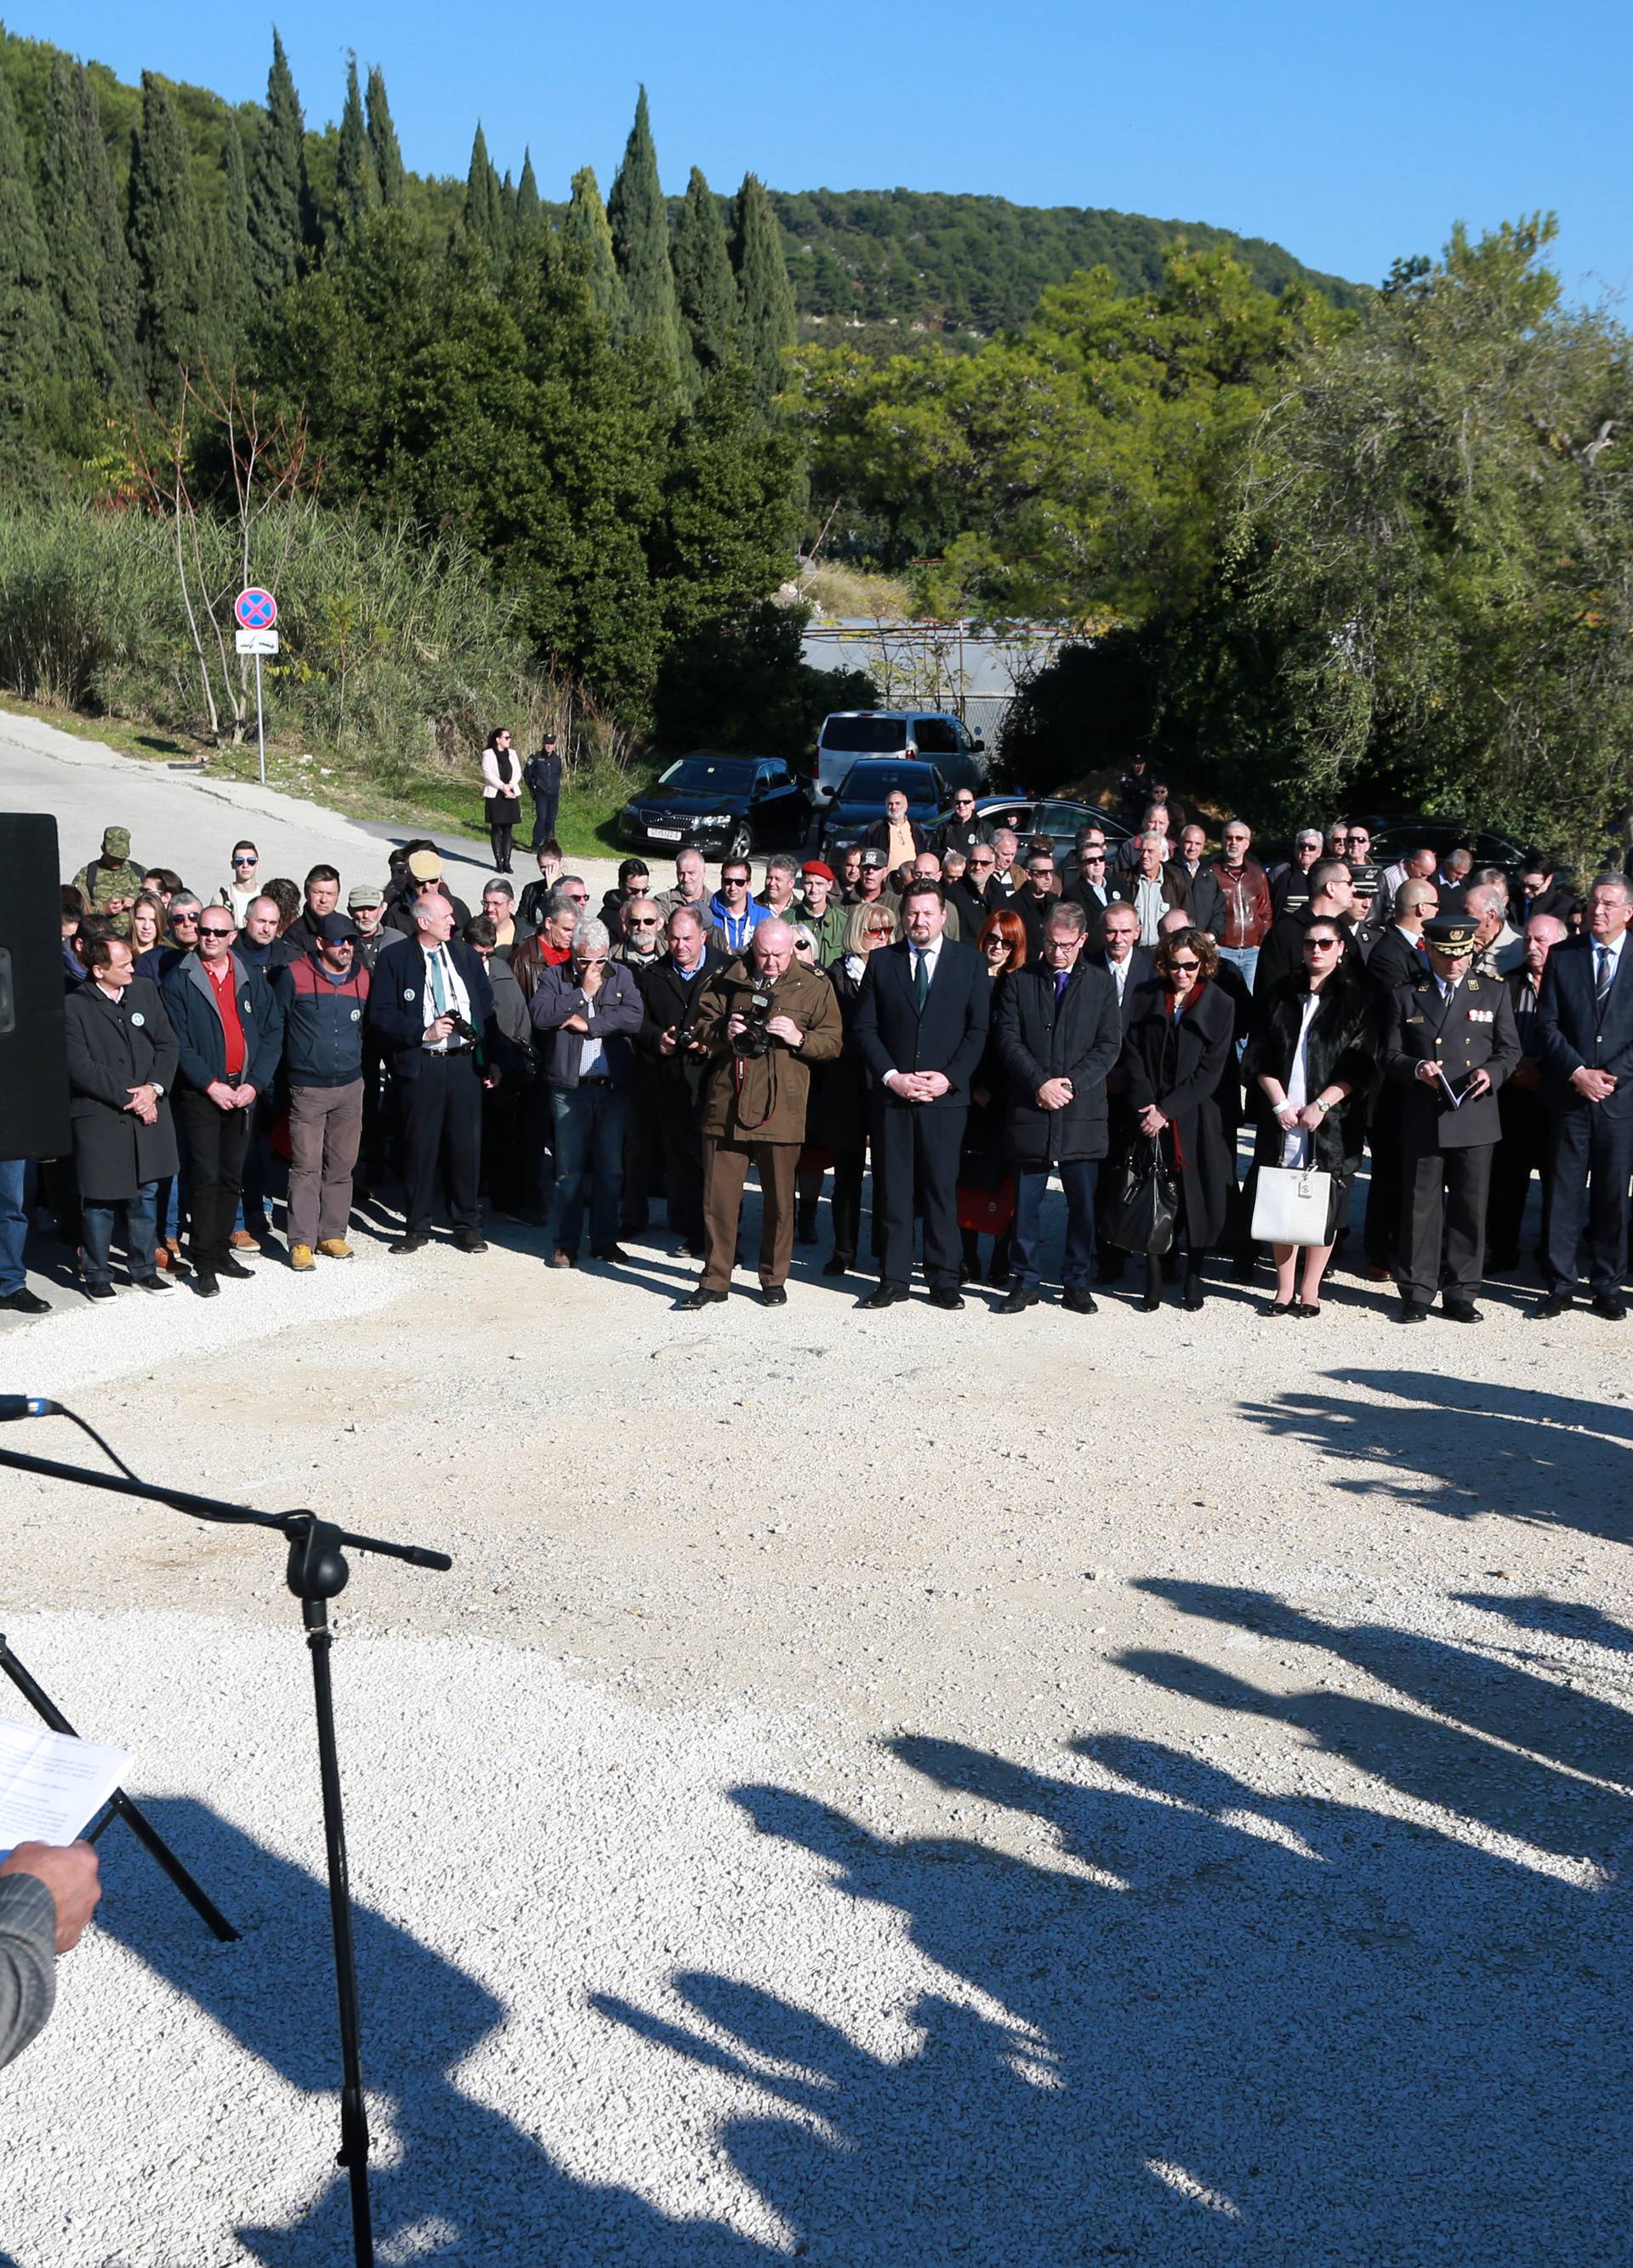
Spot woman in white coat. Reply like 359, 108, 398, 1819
480, 727, 523, 874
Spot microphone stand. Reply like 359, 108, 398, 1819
0, 1438, 451, 2268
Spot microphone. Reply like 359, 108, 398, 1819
0, 1397, 62, 1422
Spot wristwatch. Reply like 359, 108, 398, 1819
152, 1083, 165, 1100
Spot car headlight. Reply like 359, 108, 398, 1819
702, 813, 731, 827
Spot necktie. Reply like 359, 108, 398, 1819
913, 949, 930, 1011
1055, 969, 1069, 1002
429, 948, 448, 1015
1596, 946, 1613, 1003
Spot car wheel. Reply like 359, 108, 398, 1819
725, 823, 752, 862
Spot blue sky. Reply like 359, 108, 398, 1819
13, 1, 1630, 299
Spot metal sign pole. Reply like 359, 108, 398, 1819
255, 653, 266, 788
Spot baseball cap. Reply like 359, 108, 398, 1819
315, 912, 361, 944
860, 849, 888, 871
348, 884, 384, 909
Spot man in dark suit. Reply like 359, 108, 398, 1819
1383, 917, 1521, 1323
1489, 912, 1567, 1273
368, 893, 498, 1255
1533, 874, 1633, 1318
1010, 844, 1064, 957
64, 935, 180, 1298
994, 901, 1122, 1312
1362, 878, 1438, 1276
1088, 901, 1155, 1282
853, 881, 989, 1308
634, 907, 726, 1255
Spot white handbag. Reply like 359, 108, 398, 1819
1251, 1162, 1333, 1247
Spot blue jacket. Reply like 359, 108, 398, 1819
707, 892, 770, 956
270, 952, 371, 1088
159, 952, 284, 1094
529, 960, 645, 1088
367, 936, 497, 1080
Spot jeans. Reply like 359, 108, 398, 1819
0, 1158, 26, 1294
530, 790, 560, 850
1011, 1159, 1099, 1290
550, 1083, 627, 1255
1217, 945, 1259, 992
81, 1180, 160, 1287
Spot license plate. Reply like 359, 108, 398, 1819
646, 826, 682, 842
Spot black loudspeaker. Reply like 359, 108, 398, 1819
0, 813, 71, 1160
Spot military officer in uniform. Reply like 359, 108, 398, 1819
1382, 915, 1521, 1323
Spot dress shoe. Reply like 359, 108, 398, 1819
1442, 1297, 1482, 1323
193, 1270, 220, 1299
590, 1243, 629, 1263
1528, 1293, 1572, 1319
997, 1285, 1038, 1314
857, 1285, 907, 1310
1590, 1293, 1628, 1322
131, 1274, 173, 1293
1061, 1287, 1098, 1314
316, 1239, 354, 1260
1398, 1299, 1428, 1323
549, 1248, 576, 1268
216, 1256, 254, 1281
1293, 1299, 1322, 1319
390, 1234, 431, 1256
821, 1253, 852, 1277
289, 1244, 316, 1272
1365, 1264, 1395, 1283
929, 1287, 964, 1310
0, 1287, 49, 1315
680, 1286, 726, 1310
760, 1285, 788, 1306
1268, 1299, 1296, 1317
82, 1282, 116, 1301
229, 1229, 259, 1252
452, 1229, 489, 1254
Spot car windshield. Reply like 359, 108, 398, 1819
836, 765, 930, 804
821, 717, 908, 754
657, 757, 753, 793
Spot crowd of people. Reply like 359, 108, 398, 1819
4, 802, 1630, 1327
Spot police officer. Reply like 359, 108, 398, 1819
1382, 915, 1521, 1323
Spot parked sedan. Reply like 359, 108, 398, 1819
819, 759, 951, 856
975, 797, 1131, 864
620, 752, 811, 861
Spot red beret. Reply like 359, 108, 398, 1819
802, 860, 835, 882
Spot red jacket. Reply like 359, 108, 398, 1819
1208, 859, 1273, 949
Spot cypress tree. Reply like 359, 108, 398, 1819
0, 48, 55, 441
128, 71, 221, 403
464, 125, 500, 253
731, 173, 797, 406
560, 165, 626, 330
672, 165, 739, 383
248, 31, 313, 301
606, 87, 686, 384
333, 54, 379, 246
74, 60, 139, 395
37, 54, 108, 389
220, 117, 256, 337
365, 65, 405, 207
515, 149, 543, 244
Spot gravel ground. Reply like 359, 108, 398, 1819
2, 731, 1630, 2262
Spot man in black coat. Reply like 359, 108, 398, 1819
1169, 825, 1224, 937
1488, 912, 1566, 1273
1360, 877, 1438, 1276
1383, 917, 1521, 1323
853, 881, 990, 1309
634, 907, 726, 1255
1255, 861, 1356, 1001
65, 935, 180, 1297
1533, 874, 1633, 1318
930, 787, 995, 861
993, 901, 1121, 1312
368, 894, 498, 1254
1088, 903, 1157, 1281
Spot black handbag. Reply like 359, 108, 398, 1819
1102, 1134, 1180, 1254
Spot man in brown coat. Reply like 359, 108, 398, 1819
681, 919, 843, 1308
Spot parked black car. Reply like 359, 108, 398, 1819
1362, 817, 1531, 883
619, 753, 811, 861
819, 759, 951, 856
975, 797, 1132, 864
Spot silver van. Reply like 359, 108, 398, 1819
811, 710, 987, 809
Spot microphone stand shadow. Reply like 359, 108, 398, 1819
0, 1422, 452, 2268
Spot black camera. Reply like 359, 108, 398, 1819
730, 983, 777, 1058
670, 1015, 704, 1053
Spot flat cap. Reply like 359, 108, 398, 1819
407, 849, 443, 883
347, 883, 384, 909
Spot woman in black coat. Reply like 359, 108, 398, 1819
1120, 925, 1235, 1311
801, 901, 897, 1276
958, 908, 1028, 1284
64, 936, 180, 1294
1241, 918, 1380, 1316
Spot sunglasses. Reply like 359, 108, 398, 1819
1168, 958, 1200, 973
1305, 936, 1341, 951
199, 926, 234, 939
172, 911, 200, 924
627, 917, 660, 929
232, 855, 257, 867
794, 940, 814, 953
566, 891, 589, 904
723, 876, 749, 889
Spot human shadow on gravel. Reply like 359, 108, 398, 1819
94, 1798, 771, 2266
1454, 1591, 1633, 1653
1239, 1367, 1633, 1548
590, 1712, 1633, 2268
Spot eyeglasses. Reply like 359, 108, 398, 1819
1168, 958, 1200, 973
199, 926, 233, 939
1305, 936, 1341, 951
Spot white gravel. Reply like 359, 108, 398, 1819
2, 729, 1630, 2263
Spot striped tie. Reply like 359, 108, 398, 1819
1596, 945, 1613, 1004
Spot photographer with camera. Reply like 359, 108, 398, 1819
680, 919, 842, 1308
635, 907, 727, 1256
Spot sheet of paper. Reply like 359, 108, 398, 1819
0, 1715, 131, 1856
